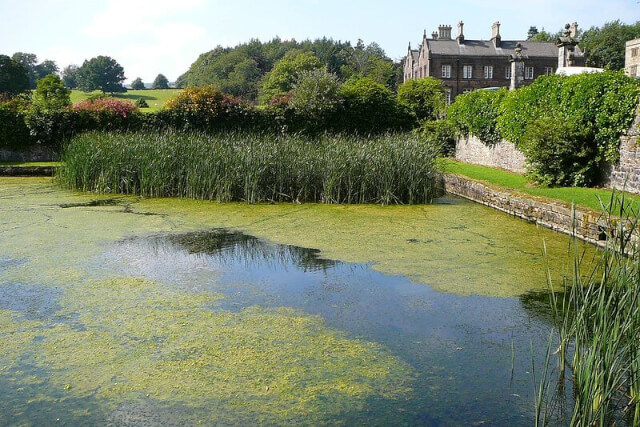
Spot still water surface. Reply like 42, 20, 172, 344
0, 179, 586, 425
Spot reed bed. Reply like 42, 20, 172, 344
540, 195, 640, 426
58, 131, 442, 204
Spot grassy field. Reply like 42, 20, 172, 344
446, 159, 640, 211
70, 89, 182, 113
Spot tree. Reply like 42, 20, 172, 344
260, 51, 321, 103
130, 77, 145, 90
339, 76, 407, 132
61, 65, 79, 89
397, 77, 446, 122
32, 74, 71, 111
289, 69, 342, 121
580, 20, 640, 69
35, 60, 58, 80
0, 55, 30, 97
77, 56, 126, 94
11, 52, 38, 88
152, 73, 169, 89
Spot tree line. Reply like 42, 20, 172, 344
176, 37, 402, 102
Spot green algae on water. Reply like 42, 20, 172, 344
0, 277, 415, 424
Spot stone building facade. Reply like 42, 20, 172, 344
403, 21, 585, 102
625, 38, 640, 78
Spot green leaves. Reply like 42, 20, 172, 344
77, 56, 126, 94
447, 88, 507, 145
397, 77, 446, 123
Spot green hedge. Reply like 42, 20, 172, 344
447, 88, 507, 145
447, 71, 640, 186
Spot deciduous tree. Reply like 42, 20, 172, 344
580, 20, 640, 69
77, 56, 126, 94
130, 77, 145, 90
61, 65, 79, 89
260, 51, 321, 103
0, 55, 30, 97
152, 73, 169, 89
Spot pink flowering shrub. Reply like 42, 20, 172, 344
73, 97, 137, 118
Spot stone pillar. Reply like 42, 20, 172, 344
556, 23, 580, 68
510, 43, 525, 90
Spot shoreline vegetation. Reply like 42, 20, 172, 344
59, 131, 442, 205
537, 195, 640, 426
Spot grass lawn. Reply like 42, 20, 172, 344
445, 159, 640, 212
70, 89, 182, 113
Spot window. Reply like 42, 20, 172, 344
463, 89, 473, 94
505, 66, 511, 80
483, 66, 493, 79
544, 67, 554, 76
445, 89, 452, 105
442, 65, 451, 78
632, 47, 639, 57
525, 66, 534, 80
463, 65, 473, 79
631, 65, 638, 77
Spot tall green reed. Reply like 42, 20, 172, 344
540, 193, 640, 426
58, 131, 442, 205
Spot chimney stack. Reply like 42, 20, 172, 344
438, 25, 452, 40
528, 26, 539, 40
457, 21, 465, 44
491, 21, 502, 47
432, 31, 439, 40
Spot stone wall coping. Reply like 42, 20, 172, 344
444, 173, 637, 251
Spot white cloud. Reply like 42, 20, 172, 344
77, 0, 209, 82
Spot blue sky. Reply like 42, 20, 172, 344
1, 0, 637, 83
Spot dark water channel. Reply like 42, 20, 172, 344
104, 229, 561, 426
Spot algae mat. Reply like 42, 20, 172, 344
0, 178, 588, 425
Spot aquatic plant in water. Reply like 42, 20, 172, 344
540, 194, 640, 426
58, 131, 442, 204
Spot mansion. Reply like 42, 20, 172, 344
403, 21, 585, 102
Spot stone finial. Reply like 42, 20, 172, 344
563, 23, 571, 37
570, 22, 579, 38
514, 42, 523, 58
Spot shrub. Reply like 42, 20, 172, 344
397, 77, 446, 123
338, 77, 410, 133
498, 71, 640, 163
289, 69, 342, 127
0, 97, 30, 147
163, 86, 251, 131
417, 120, 457, 157
136, 98, 149, 108
519, 117, 597, 186
32, 74, 71, 112
447, 88, 507, 145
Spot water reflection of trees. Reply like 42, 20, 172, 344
163, 229, 338, 273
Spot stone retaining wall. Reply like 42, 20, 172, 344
455, 135, 527, 174
607, 110, 640, 194
0, 146, 58, 162
443, 174, 610, 247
